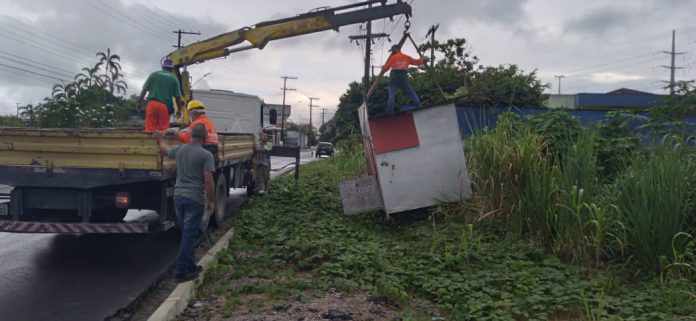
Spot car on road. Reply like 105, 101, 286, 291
315, 142, 334, 158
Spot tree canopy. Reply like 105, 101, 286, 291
13, 48, 135, 128
324, 37, 549, 143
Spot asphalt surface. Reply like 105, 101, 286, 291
0, 151, 313, 321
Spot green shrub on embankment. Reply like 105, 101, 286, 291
197, 140, 695, 321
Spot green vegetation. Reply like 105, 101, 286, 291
466, 110, 695, 275
199, 137, 695, 320
11, 48, 135, 128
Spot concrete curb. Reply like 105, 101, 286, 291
146, 228, 235, 321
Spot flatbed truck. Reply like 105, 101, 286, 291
0, 128, 255, 233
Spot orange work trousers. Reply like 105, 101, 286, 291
144, 100, 170, 133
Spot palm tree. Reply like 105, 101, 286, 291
52, 83, 68, 99
109, 73, 128, 96
74, 66, 102, 88
95, 48, 122, 82
17, 104, 39, 126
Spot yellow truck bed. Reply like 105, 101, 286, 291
0, 128, 254, 171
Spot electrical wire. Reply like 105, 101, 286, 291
91, 0, 172, 39
0, 65, 59, 84
0, 50, 79, 76
79, 0, 170, 41
0, 55, 75, 79
0, 62, 70, 83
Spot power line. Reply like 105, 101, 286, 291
0, 17, 97, 54
79, 0, 170, 41
0, 65, 58, 85
0, 55, 75, 79
0, 62, 69, 82
0, 50, 78, 76
564, 52, 657, 76
92, 0, 173, 39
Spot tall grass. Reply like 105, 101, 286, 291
466, 113, 695, 272
328, 136, 367, 181
613, 140, 694, 271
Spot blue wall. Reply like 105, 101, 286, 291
576, 93, 663, 108
455, 106, 693, 138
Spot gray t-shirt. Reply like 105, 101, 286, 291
168, 143, 215, 205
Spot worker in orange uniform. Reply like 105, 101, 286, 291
166, 100, 220, 163
381, 44, 425, 113
136, 59, 182, 133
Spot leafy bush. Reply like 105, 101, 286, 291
595, 111, 646, 180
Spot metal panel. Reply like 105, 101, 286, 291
339, 176, 383, 215
374, 104, 472, 214
193, 89, 262, 138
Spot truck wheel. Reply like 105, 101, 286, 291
94, 207, 128, 222
212, 175, 228, 226
246, 180, 256, 197
199, 203, 212, 233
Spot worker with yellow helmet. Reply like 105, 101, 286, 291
166, 100, 220, 163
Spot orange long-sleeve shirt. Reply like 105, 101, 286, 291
178, 114, 219, 145
381, 52, 424, 72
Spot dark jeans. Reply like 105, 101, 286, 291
174, 195, 204, 277
387, 72, 421, 113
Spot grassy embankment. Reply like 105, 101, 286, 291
193, 118, 695, 320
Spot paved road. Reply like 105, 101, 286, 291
0, 151, 314, 321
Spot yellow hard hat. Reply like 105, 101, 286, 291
187, 100, 205, 112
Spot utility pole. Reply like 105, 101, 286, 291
280, 76, 297, 141
172, 29, 201, 49
321, 108, 327, 126
661, 29, 685, 95
554, 75, 565, 94
348, 2, 389, 102
16, 102, 20, 117
425, 24, 439, 68
308, 97, 319, 133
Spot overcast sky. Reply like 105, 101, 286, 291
0, 0, 695, 125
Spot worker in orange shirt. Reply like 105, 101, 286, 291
381, 44, 425, 113
166, 100, 220, 163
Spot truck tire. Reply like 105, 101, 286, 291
212, 175, 227, 226
246, 181, 256, 197
94, 207, 128, 222
199, 202, 212, 233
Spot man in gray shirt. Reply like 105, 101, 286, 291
157, 124, 215, 283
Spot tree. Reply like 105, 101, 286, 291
95, 48, 126, 95
51, 82, 79, 99
34, 49, 134, 128
465, 65, 548, 107
17, 103, 40, 126
74, 66, 103, 88
325, 37, 549, 143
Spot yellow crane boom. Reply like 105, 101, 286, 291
166, 0, 412, 107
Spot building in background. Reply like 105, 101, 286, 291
262, 103, 291, 145
546, 88, 666, 110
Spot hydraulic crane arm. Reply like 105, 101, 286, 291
167, 0, 412, 67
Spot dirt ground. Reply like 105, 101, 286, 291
176, 288, 404, 321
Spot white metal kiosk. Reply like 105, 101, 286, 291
340, 103, 472, 215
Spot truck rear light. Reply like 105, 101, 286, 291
115, 192, 130, 208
